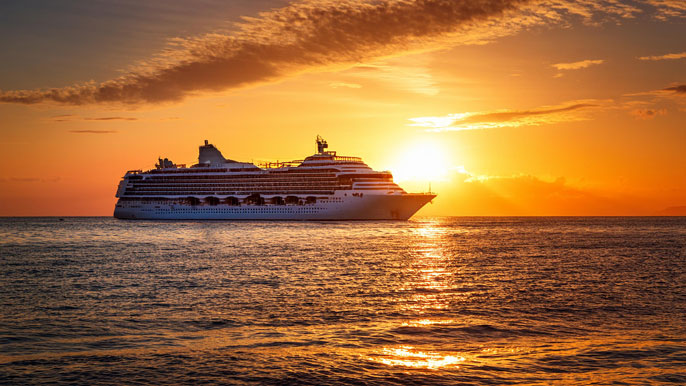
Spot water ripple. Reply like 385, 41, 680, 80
1, 216, 685, 384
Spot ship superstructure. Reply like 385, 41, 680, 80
114, 137, 435, 220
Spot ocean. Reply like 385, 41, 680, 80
1, 217, 684, 385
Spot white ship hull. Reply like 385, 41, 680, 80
114, 192, 434, 220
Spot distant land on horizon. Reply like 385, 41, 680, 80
653, 206, 686, 216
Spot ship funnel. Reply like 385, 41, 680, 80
199, 140, 233, 166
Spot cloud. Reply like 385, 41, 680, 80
664, 84, 686, 94
623, 83, 686, 100
69, 130, 118, 134
552, 59, 604, 70
50, 115, 142, 122
343, 56, 440, 95
84, 117, 137, 121
630, 108, 666, 119
638, 51, 686, 61
329, 82, 362, 89
0, 0, 683, 106
410, 101, 597, 131
50, 114, 146, 122
616, 83, 686, 114
647, 0, 686, 20
416, 170, 652, 215
460, 175, 643, 215
50, 114, 78, 122
0, 0, 529, 106
655, 206, 686, 216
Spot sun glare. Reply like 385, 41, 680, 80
388, 140, 451, 183
368, 346, 465, 370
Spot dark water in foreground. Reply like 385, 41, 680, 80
1, 217, 685, 385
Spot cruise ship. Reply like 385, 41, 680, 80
114, 137, 435, 220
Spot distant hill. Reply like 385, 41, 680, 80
654, 206, 686, 216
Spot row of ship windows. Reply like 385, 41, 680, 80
127, 184, 347, 189
123, 192, 337, 196
120, 197, 343, 204
138, 174, 340, 180
141, 208, 322, 213
143, 169, 344, 175
139, 177, 344, 183
132, 173, 391, 180
126, 188, 383, 191
130, 178, 345, 183
130, 180, 389, 186
127, 181, 348, 185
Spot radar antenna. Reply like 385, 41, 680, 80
316, 135, 328, 154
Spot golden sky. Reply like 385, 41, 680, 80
0, 0, 684, 216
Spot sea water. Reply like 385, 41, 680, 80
1, 217, 685, 384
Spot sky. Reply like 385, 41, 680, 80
0, 0, 684, 216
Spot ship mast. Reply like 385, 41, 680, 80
316, 135, 328, 154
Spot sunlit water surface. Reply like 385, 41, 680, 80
1, 217, 685, 385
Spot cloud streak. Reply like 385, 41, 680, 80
664, 84, 686, 94
343, 56, 440, 95
329, 82, 362, 89
69, 130, 118, 134
0, 0, 529, 105
51, 115, 138, 122
638, 51, 686, 61
0, 0, 683, 106
84, 117, 138, 121
552, 59, 604, 70
630, 108, 666, 119
410, 102, 597, 131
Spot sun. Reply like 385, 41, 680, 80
387, 140, 451, 183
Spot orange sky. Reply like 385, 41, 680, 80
0, 0, 684, 216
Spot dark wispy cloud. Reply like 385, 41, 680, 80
664, 84, 686, 94
51, 115, 138, 122
0, 0, 683, 106
69, 130, 118, 134
623, 83, 686, 99
613, 83, 686, 115
630, 108, 666, 119
50, 114, 77, 122
84, 117, 138, 121
410, 102, 598, 131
